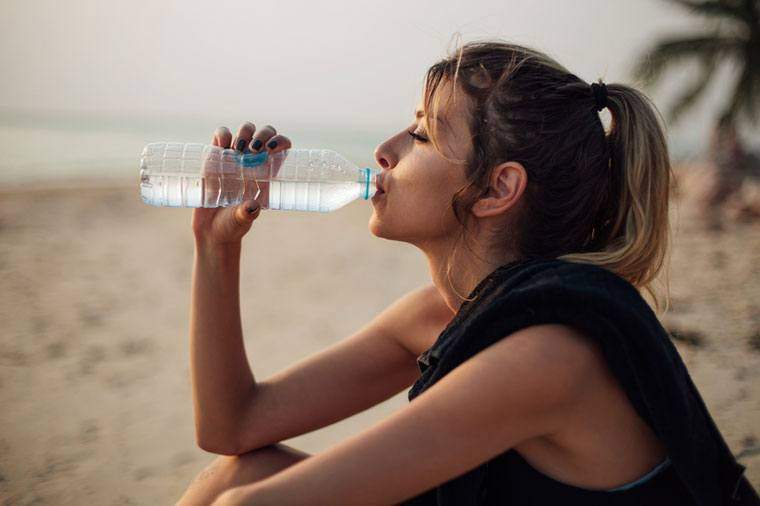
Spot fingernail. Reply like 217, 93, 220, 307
252, 139, 263, 151
235, 138, 247, 151
247, 204, 259, 215
267, 140, 278, 150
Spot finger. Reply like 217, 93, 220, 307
213, 126, 232, 148
249, 125, 277, 153
234, 199, 261, 228
264, 134, 292, 179
262, 134, 291, 154
232, 122, 256, 152
205, 127, 231, 179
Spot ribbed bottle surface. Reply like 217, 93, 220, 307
139, 142, 379, 212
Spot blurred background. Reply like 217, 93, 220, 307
1, 0, 758, 504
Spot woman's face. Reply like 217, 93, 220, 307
369, 82, 474, 249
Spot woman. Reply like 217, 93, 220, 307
178, 41, 758, 505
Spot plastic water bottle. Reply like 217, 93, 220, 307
139, 142, 381, 212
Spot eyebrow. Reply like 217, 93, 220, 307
414, 108, 448, 126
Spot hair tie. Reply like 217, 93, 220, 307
590, 81, 608, 112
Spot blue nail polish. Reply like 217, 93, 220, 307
252, 139, 263, 151
267, 140, 278, 149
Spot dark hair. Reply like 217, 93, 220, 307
423, 39, 673, 312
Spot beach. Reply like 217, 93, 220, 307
0, 168, 758, 504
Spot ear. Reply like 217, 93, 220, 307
471, 161, 527, 218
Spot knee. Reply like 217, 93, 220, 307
213, 451, 268, 484
176, 445, 309, 506
232, 443, 310, 477
194, 451, 265, 488
175, 455, 247, 506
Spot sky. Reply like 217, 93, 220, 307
0, 0, 755, 152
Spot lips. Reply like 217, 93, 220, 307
372, 174, 386, 203
376, 173, 386, 194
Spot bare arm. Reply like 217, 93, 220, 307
227, 285, 440, 455
192, 266, 441, 455
190, 241, 257, 452
189, 122, 292, 453
215, 324, 601, 506
189, 122, 450, 455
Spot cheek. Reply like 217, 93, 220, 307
370, 149, 468, 239
410, 159, 464, 210
394, 168, 463, 230
404, 153, 460, 203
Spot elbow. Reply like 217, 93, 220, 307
196, 433, 271, 456
197, 443, 243, 456
194, 425, 267, 456
196, 435, 243, 456
195, 426, 245, 456
196, 436, 273, 456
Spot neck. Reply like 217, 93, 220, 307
420, 235, 517, 314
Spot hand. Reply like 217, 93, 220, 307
191, 122, 293, 247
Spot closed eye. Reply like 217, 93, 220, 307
407, 130, 428, 143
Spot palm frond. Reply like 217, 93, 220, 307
644, 0, 760, 127
633, 34, 742, 86
724, 62, 760, 124
664, 0, 755, 25
668, 54, 719, 123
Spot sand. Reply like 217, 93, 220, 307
0, 169, 758, 504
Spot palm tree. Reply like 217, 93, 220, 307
635, 0, 759, 127
633, 0, 760, 215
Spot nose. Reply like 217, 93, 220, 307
374, 142, 396, 170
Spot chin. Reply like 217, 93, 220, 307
368, 214, 423, 249
368, 212, 387, 239
368, 211, 402, 241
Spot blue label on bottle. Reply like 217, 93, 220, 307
241, 151, 269, 168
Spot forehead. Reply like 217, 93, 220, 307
415, 81, 470, 135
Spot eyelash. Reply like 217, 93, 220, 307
407, 130, 428, 143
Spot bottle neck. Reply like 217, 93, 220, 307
362, 167, 381, 200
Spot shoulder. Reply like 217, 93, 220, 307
490, 259, 646, 313
488, 323, 607, 400
387, 283, 455, 327
511, 258, 632, 288
439, 322, 612, 442
474, 260, 656, 367
413, 322, 606, 443
376, 283, 455, 356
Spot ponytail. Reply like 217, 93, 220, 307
423, 42, 674, 313
558, 84, 673, 312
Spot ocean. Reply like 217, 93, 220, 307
0, 110, 384, 188
0, 108, 706, 190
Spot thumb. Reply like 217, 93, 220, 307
235, 199, 261, 226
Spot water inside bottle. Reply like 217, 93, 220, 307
269, 180, 364, 211
140, 172, 366, 212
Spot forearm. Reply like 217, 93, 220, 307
190, 241, 257, 452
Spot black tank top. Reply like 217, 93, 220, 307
397, 258, 757, 506
486, 448, 693, 505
